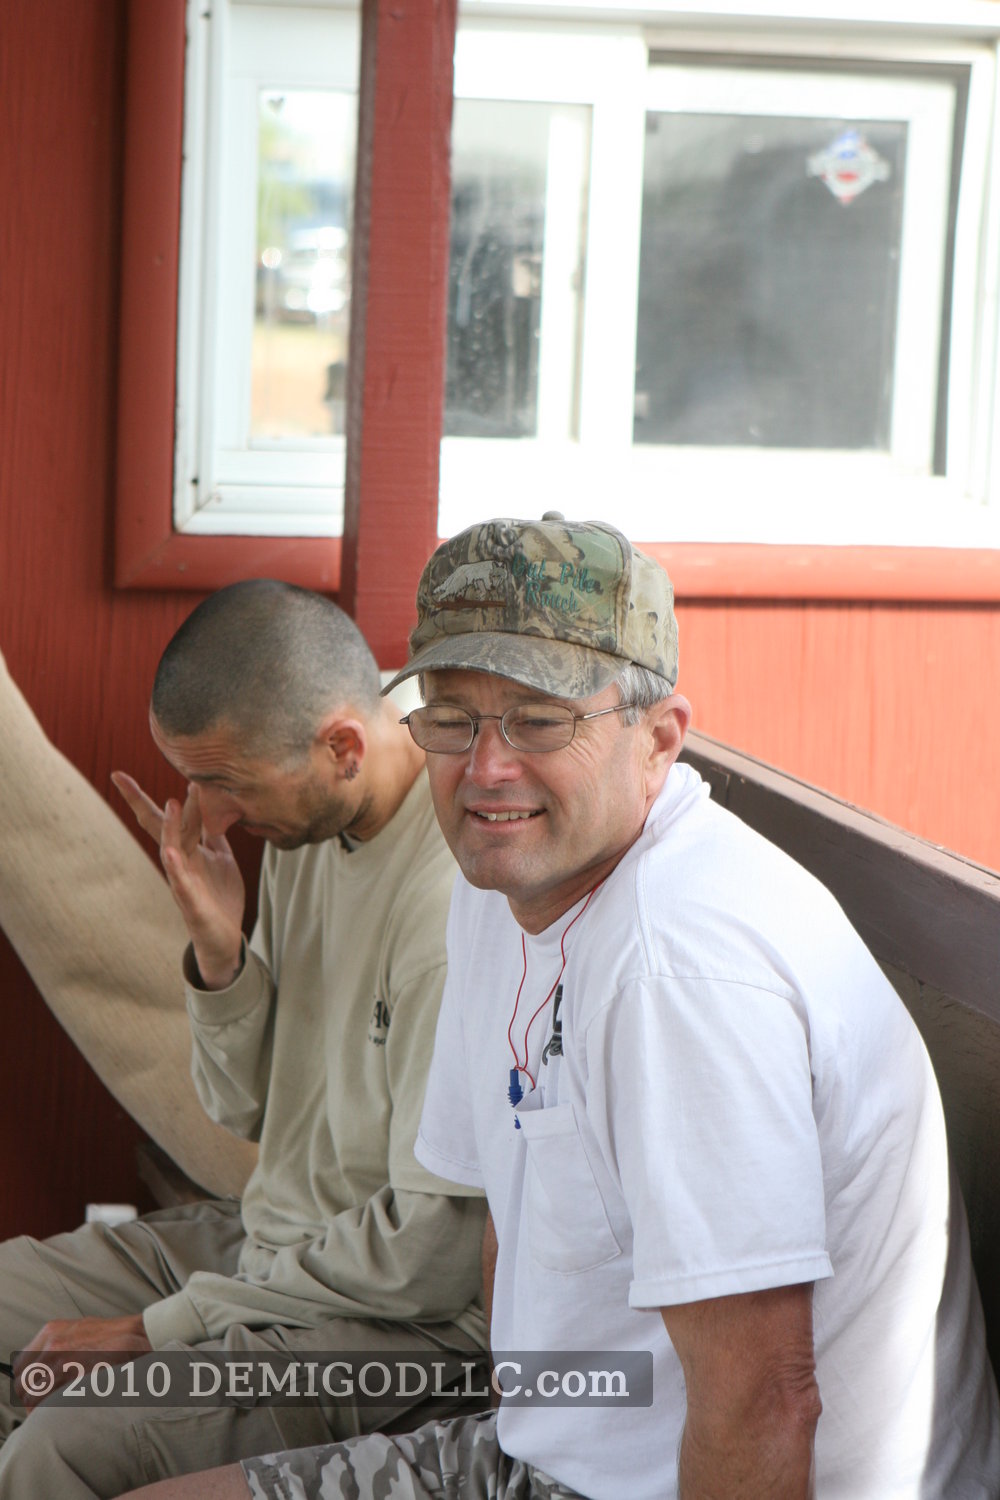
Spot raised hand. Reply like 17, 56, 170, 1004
112, 774, 246, 990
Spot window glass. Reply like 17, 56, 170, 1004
634, 114, 907, 451
446, 98, 590, 439
244, 88, 592, 447
252, 89, 355, 441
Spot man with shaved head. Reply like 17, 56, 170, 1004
0, 581, 486, 1497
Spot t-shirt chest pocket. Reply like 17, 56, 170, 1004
516, 1101, 622, 1274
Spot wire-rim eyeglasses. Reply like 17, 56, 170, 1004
400, 702, 639, 754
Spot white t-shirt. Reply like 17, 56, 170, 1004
417, 763, 1000, 1500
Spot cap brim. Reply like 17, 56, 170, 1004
381, 631, 626, 701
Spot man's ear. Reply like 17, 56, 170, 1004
316, 713, 367, 778
645, 694, 692, 794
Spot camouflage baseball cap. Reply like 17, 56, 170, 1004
383, 514, 678, 700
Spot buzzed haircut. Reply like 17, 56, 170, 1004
151, 580, 382, 763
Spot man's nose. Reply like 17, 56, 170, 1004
464, 717, 523, 784
196, 786, 242, 835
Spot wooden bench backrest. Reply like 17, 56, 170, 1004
680, 731, 1000, 1373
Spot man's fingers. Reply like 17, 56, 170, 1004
161, 798, 200, 875
160, 845, 209, 927
110, 772, 165, 841
13, 1315, 152, 1411
114, 774, 202, 860
161, 796, 183, 851
178, 784, 204, 856
16, 1323, 49, 1361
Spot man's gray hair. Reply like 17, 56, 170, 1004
614, 663, 675, 726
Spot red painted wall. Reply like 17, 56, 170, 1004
3, 0, 1000, 1246
0, 0, 260, 1240
677, 599, 1000, 872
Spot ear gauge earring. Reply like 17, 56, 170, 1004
345, 762, 359, 782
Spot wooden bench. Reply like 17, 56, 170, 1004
681, 730, 1000, 1374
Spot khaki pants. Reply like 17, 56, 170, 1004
0, 1201, 486, 1499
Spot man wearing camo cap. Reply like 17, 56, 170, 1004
130, 515, 999, 1500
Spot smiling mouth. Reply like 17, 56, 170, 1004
472, 810, 541, 823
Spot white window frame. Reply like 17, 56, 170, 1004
175, 0, 1000, 549
175, 0, 359, 538
611, 60, 967, 545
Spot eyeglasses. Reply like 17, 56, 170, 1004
400, 702, 638, 754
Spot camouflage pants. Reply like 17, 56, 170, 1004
241, 1411, 583, 1500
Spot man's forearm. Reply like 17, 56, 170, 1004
677, 1393, 818, 1500
663, 1284, 820, 1500
303, 1189, 487, 1323
185, 943, 275, 1139
153, 1189, 488, 1343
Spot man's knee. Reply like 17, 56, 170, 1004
0, 1396, 276, 1499
117, 1466, 251, 1500
0, 1402, 146, 1498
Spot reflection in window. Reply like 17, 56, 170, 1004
634, 113, 907, 451
253, 90, 355, 441
446, 99, 590, 439
250, 91, 591, 446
